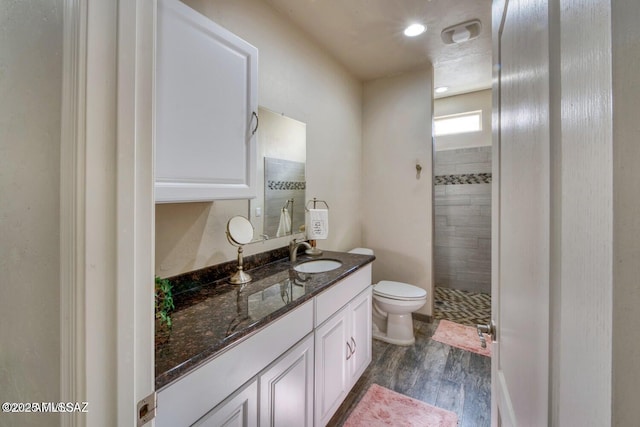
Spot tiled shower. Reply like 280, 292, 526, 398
434, 146, 492, 294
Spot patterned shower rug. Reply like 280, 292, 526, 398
343, 384, 458, 427
432, 319, 492, 357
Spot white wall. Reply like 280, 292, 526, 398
434, 89, 492, 151
362, 68, 434, 316
0, 1, 63, 425
156, 0, 363, 277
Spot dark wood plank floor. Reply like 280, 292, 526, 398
327, 319, 491, 427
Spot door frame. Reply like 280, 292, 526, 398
60, 0, 156, 425
491, 2, 505, 426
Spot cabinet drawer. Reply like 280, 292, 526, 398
157, 300, 313, 427
315, 264, 372, 326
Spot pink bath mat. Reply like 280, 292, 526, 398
432, 319, 492, 357
343, 384, 458, 427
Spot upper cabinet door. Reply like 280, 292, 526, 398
155, 0, 258, 203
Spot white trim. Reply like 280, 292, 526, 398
60, 0, 87, 425
116, 0, 156, 425
491, 1, 507, 426
61, 0, 156, 425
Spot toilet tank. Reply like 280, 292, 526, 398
349, 247, 374, 256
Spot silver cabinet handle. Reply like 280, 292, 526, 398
346, 341, 353, 360
351, 337, 356, 353
251, 111, 259, 135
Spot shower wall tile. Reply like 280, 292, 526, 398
452, 226, 491, 239
434, 146, 492, 294
470, 195, 492, 205
435, 225, 457, 237
455, 162, 492, 174
264, 158, 306, 237
434, 195, 471, 206
435, 205, 482, 217
435, 235, 479, 249
435, 148, 490, 164
446, 215, 491, 227
478, 238, 491, 251
445, 183, 491, 195
434, 164, 458, 176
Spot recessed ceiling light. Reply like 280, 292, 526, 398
404, 23, 426, 37
435, 86, 449, 94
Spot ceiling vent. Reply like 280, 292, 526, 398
441, 19, 482, 45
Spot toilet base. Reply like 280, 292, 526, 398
371, 313, 416, 346
372, 329, 415, 346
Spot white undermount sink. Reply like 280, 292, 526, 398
293, 259, 343, 274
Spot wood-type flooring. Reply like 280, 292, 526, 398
328, 318, 491, 427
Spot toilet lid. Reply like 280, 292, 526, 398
374, 281, 427, 300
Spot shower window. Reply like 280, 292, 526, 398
434, 110, 482, 136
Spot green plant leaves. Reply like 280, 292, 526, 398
155, 276, 174, 329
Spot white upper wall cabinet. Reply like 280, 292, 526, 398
155, 0, 258, 203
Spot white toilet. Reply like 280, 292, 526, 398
349, 248, 427, 346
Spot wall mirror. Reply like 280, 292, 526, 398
250, 107, 307, 240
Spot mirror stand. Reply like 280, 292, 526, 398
226, 215, 256, 285
229, 245, 252, 285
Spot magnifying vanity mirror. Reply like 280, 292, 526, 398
226, 215, 255, 284
250, 107, 306, 240
227, 215, 254, 245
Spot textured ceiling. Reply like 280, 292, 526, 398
264, 0, 492, 97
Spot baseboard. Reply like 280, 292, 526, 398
412, 312, 432, 323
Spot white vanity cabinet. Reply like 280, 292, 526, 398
259, 334, 314, 427
314, 304, 350, 426
314, 266, 373, 427
192, 379, 258, 427
155, 0, 258, 203
195, 333, 314, 427
348, 289, 373, 385
156, 302, 314, 427
156, 263, 373, 427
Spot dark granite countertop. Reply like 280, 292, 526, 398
155, 250, 375, 390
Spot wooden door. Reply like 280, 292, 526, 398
492, 0, 550, 425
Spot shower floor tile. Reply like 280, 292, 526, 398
433, 287, 491, 326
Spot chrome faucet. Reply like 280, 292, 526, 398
289, 239, 312, 263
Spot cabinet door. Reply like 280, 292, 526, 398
192, 379, 258, 427
259, 334, 314, 427
156, 0, 258, 202
314, 307, 350, 427
348, 288, 372, 384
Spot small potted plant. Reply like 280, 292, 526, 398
155, 276, 174, 344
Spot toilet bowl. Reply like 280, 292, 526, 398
349, 248, 427, 346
